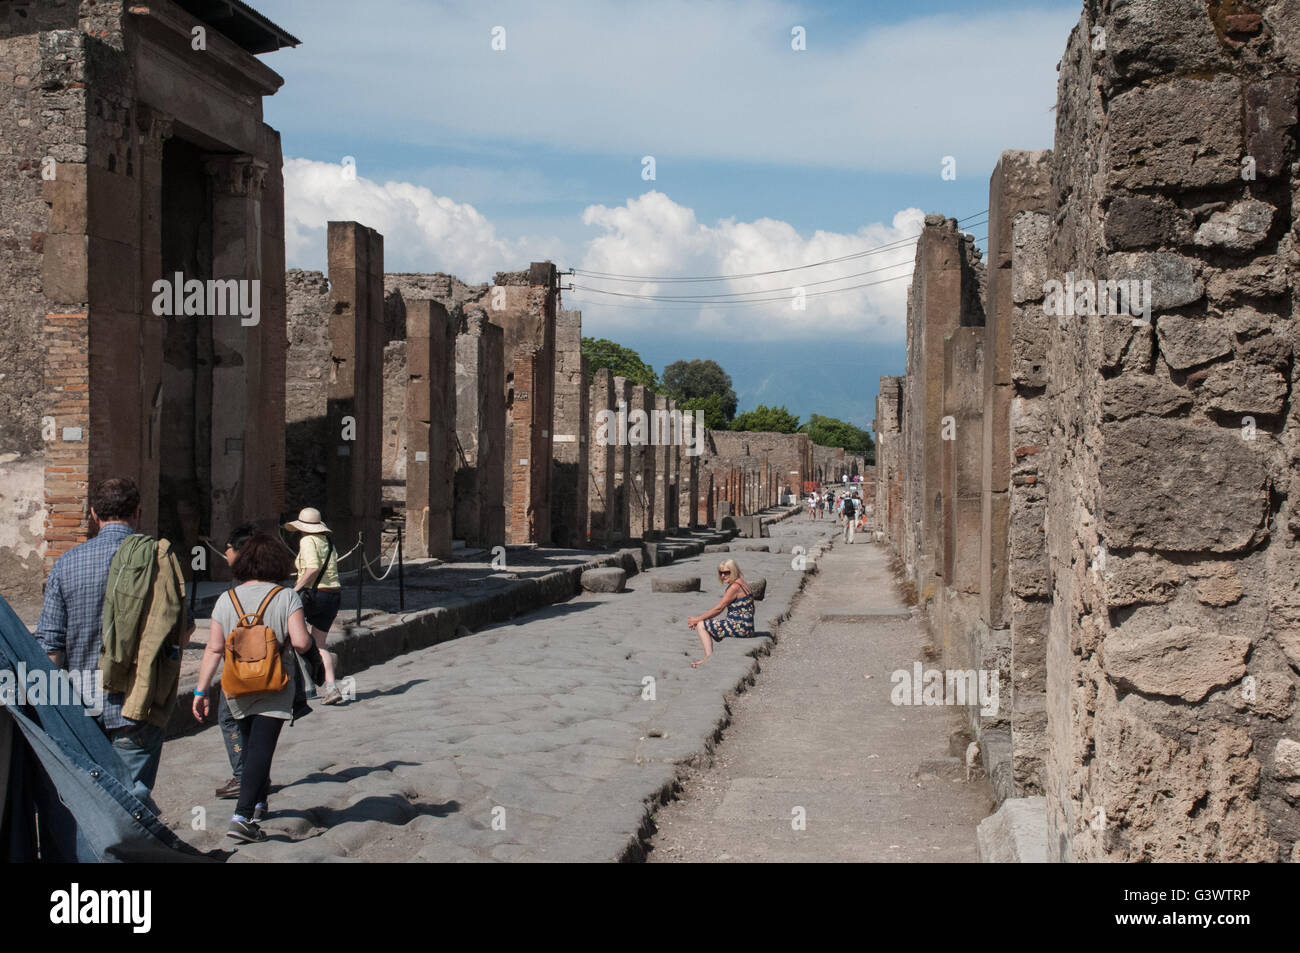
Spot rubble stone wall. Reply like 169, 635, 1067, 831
1041, 1, 1300, 862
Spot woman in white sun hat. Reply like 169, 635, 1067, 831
284, 507, 344, 706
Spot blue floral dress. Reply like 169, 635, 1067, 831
704, 584, 755, 641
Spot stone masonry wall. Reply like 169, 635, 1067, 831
1043, 0, 1300, 862
285, 269, 331, 517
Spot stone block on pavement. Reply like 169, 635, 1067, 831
581, 568, 628, 593
651, 576, 701, 593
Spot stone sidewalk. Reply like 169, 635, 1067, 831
647, 530, 995, 862
154, 517, 837, 861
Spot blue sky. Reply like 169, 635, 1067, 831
252, 0, 1079, 432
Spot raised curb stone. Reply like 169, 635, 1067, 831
581, 567, 627, 593
651, 576, 701, 593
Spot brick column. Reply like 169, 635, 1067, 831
404, 299, 455, 559
652, 393, 670, 532
551, 309, 588, 547
454, 313, 505, 547
325, 221, 385, 560
508, 348, 540, 544
588, 368, 617, 546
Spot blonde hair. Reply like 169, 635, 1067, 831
717, 558, 743, 587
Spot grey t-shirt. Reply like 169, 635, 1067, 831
212, 582, 304, 721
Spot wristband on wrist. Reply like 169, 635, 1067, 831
194, 690, 207, 698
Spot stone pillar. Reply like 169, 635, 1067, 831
454, 312, 505, 548
940, 329, 984, 595
679, 412, 698, 529
978, 150, 1053, 800
508, 347, 540, 545
204, 154, 268, 556
610, 376, 633, 540
325, 221, 385, 560
551, 309, 588, 547
404, 299, 455, 559
627, 384, 653, 537
901, 215, 983, 602
588, 368, 617, 546
652, 393, 670, 532
486, 262, 557, 545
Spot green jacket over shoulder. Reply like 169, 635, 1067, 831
100, 535, 187, 726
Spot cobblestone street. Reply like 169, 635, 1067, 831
649, 532, 993, 862
155, 519, 838, 861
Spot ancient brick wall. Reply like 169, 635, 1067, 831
0, 5, 88, 602
2, 2, 288, 606
1042, 1, 1299, 862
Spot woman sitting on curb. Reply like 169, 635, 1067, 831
688, 558, 755, 669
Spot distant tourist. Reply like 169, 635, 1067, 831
808, 490, 819, 520
192, 534, 317, 843
213, 522, 323, 801
842, 493, 858, 544
284, 508, 344, 706
35, 477, 190, 817
688, 559, 756, 668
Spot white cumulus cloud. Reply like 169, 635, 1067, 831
283, 157, 539, 281
574, 191, 931, 341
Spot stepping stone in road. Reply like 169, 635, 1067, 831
651, 576, 701, 593
581, 567, 627, 593
703, 544, 730, 553
745, 577, 767, 601
742, 544, 770, 552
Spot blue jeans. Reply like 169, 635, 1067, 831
108, 722, 165, 815
218, 694, 244, 776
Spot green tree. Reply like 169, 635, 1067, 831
662, 359, 738, 423
730, 404, 801, 433
801, 414, 875, 455
581, 337, 659, 390
679, 393, 730, 431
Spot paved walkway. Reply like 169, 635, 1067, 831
647, 529, 994, 862
154, 520, 836, 861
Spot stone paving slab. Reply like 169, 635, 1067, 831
153, 518, 835, 862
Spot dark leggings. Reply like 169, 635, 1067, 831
235, 714, 284, 820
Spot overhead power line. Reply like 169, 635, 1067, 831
569, 210, 988, 283
565, 235, 988, 310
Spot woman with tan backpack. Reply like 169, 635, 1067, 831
192, 534, 316, 844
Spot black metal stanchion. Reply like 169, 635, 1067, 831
355, 533, 364, 628
396, 524, 405, 612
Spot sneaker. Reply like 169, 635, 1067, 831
253, 802, 268, 822
215, 777, 241, 799
226, 818, 267, 843
319, 682, 343, 706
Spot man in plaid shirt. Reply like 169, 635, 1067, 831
35, 477, 179, 814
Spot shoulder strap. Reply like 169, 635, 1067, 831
227, 588, 245, 620
311, 537, 334, 592
250, 585, 284, 624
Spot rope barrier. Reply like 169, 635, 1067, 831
360, 538, 402, 581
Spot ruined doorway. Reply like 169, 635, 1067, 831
157, 137, 214, 554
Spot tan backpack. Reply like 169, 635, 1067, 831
221, 586, 291, 699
